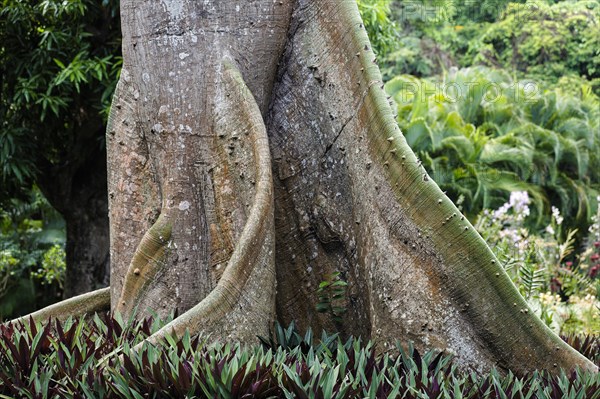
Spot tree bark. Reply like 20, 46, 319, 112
106, 0, 292, 330
16, 0, 597, 374
9, 288, 110, 326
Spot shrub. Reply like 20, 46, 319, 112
467, 0, 600, 93
0, 188, 66, 319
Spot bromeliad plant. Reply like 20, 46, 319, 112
0, 317, 598, 398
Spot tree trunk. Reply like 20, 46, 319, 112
62, 171, 110, 298
38, 125, 110, 298
20, 0, 596, 374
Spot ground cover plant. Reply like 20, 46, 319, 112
0, 317, 598, 398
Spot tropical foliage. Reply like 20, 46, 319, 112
386, 66, 600, 237
383, 1, 600, 93
0, 317, 598, 398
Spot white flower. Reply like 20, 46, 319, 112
509, 191, 530, 219
551, 206, 563, 225
492, 203, 511, 219
509, 191, 530, 209
545, 225, 555, 236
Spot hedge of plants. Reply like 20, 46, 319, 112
0, 316, 598, 398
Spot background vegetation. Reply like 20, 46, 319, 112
0, 188, 65, 319
1, 0, 120, 198
1, 0, 120, 315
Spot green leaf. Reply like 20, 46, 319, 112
53, 58, 65, 69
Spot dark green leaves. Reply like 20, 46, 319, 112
0, 0, 121, 197
0, 317, 598, 398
